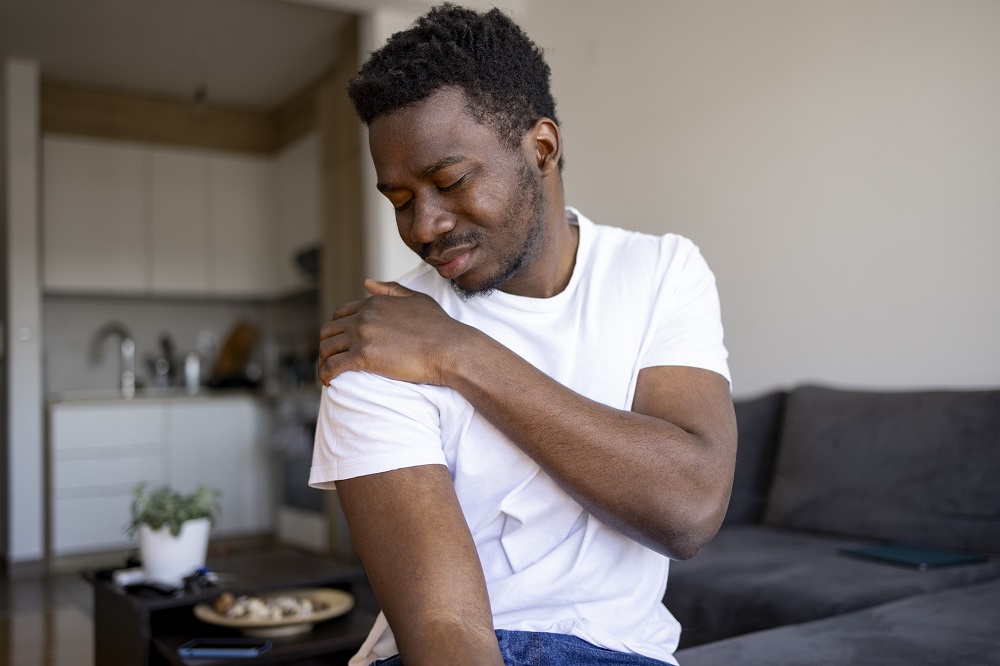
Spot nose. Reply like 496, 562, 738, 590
407, 195, 456, 245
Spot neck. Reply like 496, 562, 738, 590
502, 189, 577, 299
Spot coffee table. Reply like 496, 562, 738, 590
85, 549, 376, 666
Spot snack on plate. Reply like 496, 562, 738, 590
213, 592, 329, 622
213, 592, 235, 616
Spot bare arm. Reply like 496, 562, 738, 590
320, 281, 737, 560
337, 464, 503, 665
449, 337, 736, 559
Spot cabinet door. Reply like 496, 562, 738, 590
209, 155, 276, 297
43, 136, 148, 292
149, 148, 210, 294
54, 493, 138, 554
274, 133, 321, 295
166, 399, 274, 536
49, 402, 167, 556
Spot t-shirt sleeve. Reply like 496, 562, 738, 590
309, 371, 448, 490
639, 240, 731, 387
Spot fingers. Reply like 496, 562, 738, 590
318, 350, 341, 386
318, 280, 431, 385
364, 279, 417, 297
330, 296, 369, 322
317, 332, 353, 385
319, 311, 356, 385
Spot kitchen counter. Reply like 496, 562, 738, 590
47, 385, 321, 405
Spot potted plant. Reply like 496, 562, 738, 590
127, 482, 220, 587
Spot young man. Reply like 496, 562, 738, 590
310, 5, 737, 665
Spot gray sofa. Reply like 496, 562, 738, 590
667, 386, 1000, 665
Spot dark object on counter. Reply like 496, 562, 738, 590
210, 321, 260, 387
205, 376, 259, 390
295, 245, 320, 280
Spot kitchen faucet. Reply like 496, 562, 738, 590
91, 321, 136, 399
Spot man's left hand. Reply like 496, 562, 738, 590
318, 279, 471, 387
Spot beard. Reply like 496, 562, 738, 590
445, 160, 547, 301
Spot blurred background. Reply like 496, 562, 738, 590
1, 0, 997, 587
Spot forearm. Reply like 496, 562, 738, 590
398, 617, 502, 666
444, 330, 737, 559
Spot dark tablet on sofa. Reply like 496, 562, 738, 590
840, 542, 988, 570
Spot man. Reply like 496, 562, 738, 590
310, 5, 736, 665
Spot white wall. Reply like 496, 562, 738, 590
3, 60, 44, 562
524, 0, 1000, 397
358, 6, 425, 283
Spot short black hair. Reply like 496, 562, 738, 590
348, 3, 560, 160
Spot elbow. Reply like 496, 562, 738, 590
659, 524, 718, 561
652, 495, 728, 561
665, 528, 717, 561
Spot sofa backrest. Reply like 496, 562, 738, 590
724, 391, 786, 524
762, 386, 1000, 554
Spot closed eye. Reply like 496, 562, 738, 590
438, 174, 468, 193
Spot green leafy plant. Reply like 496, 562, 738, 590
127, 482, 220, 537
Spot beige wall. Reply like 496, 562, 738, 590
524, 0, 1000, 396
312, 0, 1000, 397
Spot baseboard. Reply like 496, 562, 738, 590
5, 557, 47, 580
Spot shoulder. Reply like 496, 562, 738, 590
576, 210, 706, 279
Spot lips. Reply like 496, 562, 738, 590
427, 246, 476, 280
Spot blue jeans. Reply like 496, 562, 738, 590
372, 629, 672, 665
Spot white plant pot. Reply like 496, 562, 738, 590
138, 517, 211, 587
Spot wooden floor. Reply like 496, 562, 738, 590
0, 572, 94, 666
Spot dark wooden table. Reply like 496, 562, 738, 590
85, 549, 376, 666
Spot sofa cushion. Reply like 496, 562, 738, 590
724, 391, 786, 524
664, 524, 1000, 648
762, 386, 1000, 552
675, 577, 1000, 666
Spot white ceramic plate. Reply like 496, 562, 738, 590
193, 587, 355, 637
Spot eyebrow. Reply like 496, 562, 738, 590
376, 154, 468, 193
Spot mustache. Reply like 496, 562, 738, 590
418, 231, 484, 261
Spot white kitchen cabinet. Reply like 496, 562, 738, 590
49, 402, 167, 555
41, 136, 298, 299
48, 396, 275, 557
274, 133, 321, 295
42, 136, 148, 292
149, 148, 211, 294
209, 154, 276, 297
166, 398, 274, 536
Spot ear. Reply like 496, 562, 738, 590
530, 118, 561, 176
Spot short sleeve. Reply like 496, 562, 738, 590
309, 371, 448, 489
639, 241, 731, 387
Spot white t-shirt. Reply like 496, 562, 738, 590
310, 208, 730, 666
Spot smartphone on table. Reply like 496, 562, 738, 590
177, 637, 272, 658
